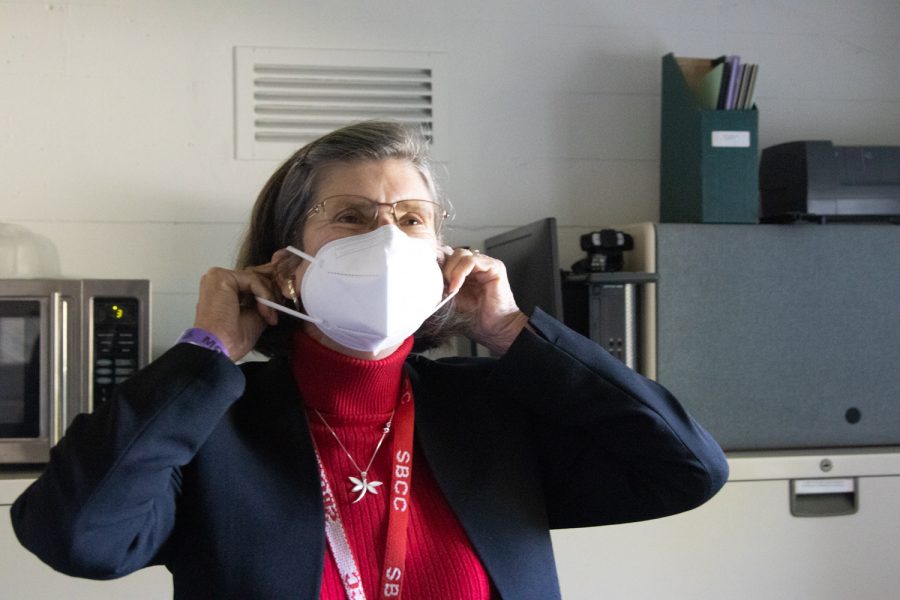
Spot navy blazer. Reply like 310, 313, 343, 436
11, 310, 728, 599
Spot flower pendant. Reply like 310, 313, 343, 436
349, 474, 383, 503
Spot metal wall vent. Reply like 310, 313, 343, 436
235, 47, 447, 161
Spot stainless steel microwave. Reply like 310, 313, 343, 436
0, 279, 150, 464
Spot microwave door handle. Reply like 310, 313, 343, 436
50, 292, 69, 444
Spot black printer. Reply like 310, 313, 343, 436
759, 140, 900, 222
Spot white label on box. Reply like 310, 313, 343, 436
711, 130, 751, 148
793, 478, 855, 495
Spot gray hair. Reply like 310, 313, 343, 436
238, 120, 445, 269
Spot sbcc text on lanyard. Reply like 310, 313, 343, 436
313, 376, 415, 600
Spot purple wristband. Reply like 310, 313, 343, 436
177, 327, 229, 357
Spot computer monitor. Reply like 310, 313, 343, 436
484, 217, 564, 320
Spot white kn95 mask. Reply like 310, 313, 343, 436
257, 224, 454, 354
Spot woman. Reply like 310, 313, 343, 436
11, 121, 728, 599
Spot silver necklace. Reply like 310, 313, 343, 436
313, 408, 395, 503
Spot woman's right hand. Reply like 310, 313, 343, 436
193, 264, 280, 361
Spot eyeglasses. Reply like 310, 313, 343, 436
307, 195, 448, 235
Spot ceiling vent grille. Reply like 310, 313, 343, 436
235, 47, 447, 160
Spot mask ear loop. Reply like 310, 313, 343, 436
433, 289, 458, 312
256, 297, 322, 324
285, 245, 315, 263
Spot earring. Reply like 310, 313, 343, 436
287, 279, 300, 310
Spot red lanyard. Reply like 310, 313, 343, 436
312, 376, 415, 600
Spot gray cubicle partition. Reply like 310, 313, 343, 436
654, 223, 900, 451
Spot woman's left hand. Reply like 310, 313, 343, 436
440, 247, 530, 355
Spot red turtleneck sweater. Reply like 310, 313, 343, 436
290, 331, 496, 600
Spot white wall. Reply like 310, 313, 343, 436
2, 0, 899, 357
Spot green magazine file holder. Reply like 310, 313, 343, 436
660, 53, 759, 223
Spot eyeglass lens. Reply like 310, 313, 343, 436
319, 196, 445, 233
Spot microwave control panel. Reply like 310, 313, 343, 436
92, 297, 141, 406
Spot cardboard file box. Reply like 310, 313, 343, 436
660, 53, 759, 223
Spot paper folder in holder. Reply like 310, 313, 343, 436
790, 478, 858, 517
660, 53, 759, 223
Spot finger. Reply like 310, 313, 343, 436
436, 245, 454, 266
439, 248, 474, 293
210, 265, 279, 326
442, 248, 492, 294
439, 247, 482, 269
255, 297, 279, 326
237, 269, 281, 325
